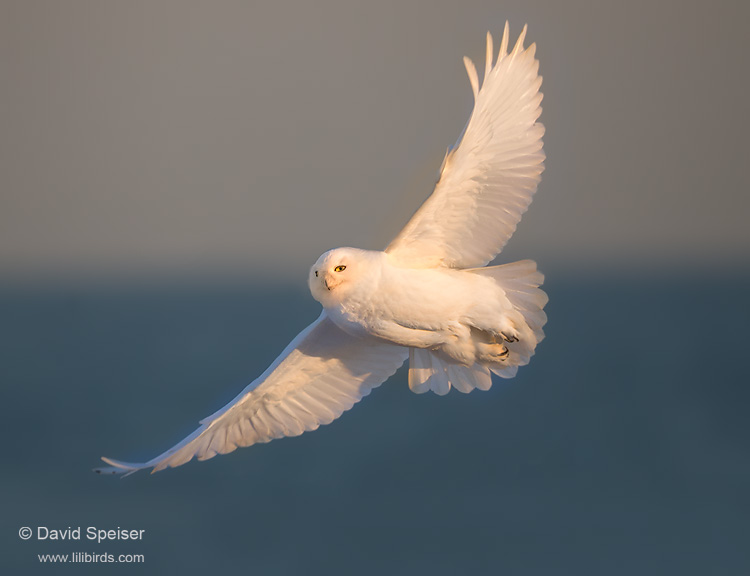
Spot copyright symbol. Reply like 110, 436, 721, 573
19, 527, 33, 540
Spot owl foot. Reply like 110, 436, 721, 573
477, 341, 510, 362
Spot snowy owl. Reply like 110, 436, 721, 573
96, 23, 547, 475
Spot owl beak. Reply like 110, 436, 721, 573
323, 274, 342, 291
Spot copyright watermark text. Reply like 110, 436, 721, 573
18, 526, 145, 543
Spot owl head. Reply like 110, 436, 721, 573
308, 247, 373, 306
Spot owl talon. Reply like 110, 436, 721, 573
477, 341, 511, 362
501, 332, 518, 343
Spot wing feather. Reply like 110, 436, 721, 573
386, 24, 545, 268
95, 312, 407, 475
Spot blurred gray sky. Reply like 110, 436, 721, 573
1, 0, 748, 282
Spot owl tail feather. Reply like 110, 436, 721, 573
408, 348, 494, 395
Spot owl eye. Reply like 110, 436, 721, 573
334, 265, 346, 272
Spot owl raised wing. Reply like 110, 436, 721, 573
387, 23, 544, 268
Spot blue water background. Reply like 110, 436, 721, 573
1, 270, 749, 574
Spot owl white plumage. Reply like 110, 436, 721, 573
97, 23, 547, 475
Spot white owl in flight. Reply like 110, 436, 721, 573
96, 23, 547, 475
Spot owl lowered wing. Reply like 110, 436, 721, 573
95, 312, 407, 475
387, 23, 545, 269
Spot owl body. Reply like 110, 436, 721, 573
309, 247, 531, 369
